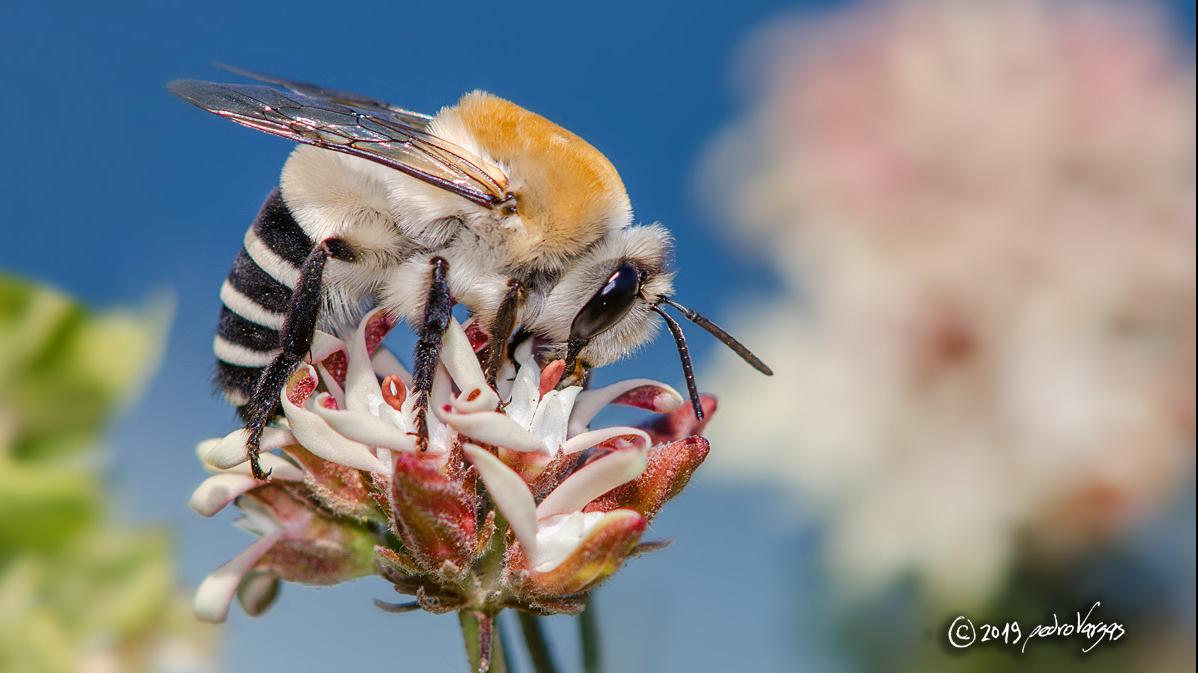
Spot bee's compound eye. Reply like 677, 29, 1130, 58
570, 262, 641, 341
501, 199, 519, 216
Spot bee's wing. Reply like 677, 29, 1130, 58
169, 79, 509, 208
212, 64, 436, 130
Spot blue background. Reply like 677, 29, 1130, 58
1, 2, 1193, 672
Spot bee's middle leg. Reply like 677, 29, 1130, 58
410, 256, 453, 448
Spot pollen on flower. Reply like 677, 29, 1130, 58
190, 308, 716, 665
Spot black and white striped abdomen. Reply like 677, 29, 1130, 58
214, 188, 312, 409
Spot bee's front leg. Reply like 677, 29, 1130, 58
244, 237, 356, 480
410, 257, 453, 449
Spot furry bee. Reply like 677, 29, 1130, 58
170, 67, 771, 479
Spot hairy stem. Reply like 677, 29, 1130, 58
459, 611, 508, 673
517, 611, 561, 673
580, 597, 602, 673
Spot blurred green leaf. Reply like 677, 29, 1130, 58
0, 274, 214, 673
0, 274, 168, 464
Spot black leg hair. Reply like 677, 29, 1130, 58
411, 257, 453, 449
650, 304, 704, 422
244, 238, 355, 480
483, 279, 522, 387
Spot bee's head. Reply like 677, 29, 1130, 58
524, 225, 773, 420
525, 224, 674, 374
436, 92, 633, 271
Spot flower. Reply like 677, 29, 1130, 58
702, 0, 1195, 605
190, 308, 716, 653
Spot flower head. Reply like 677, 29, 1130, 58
191, 309, 714, 629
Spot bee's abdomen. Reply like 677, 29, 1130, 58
214, 188, 313, 410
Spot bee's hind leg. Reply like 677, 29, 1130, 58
243, 237, 356, 480
410, 257, 453, 449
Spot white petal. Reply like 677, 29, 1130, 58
199, 427, 296, 470
310, 398, 417, 452
309, 331, 345, 363
530, 387, 581, 453
194, 531, 283, 623
426, 365, 455, 453
441, 318, 498, 410
568, 379, 684, 436
560, 426, 650, 456
342, 309, 387, 413
495, 358, 517, 402
282, 387, 387, 473
536, 447, 648, 519
371, 347, 412, 386
316, 363, 345, 409
534, 511, 607, 572
189, 473, 261, 517
435, 405, 546, 453
463, 444, 537, 559
217, 453, 305, 482
504, 347, 542, 429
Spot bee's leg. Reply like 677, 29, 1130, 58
411, 257, 453, 449
483, 279, 523, 387
244, 237, 356, 480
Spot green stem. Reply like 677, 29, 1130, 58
579, 597, 602, 673
459, 611, 508, 673
517, 612, 561, 673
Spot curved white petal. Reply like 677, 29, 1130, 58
463, 445, 538, 559
371, 347, 412, 386
534, 511, 608, 572
309, 331, 345, 363
560, 426, 650, 456
310, 399, 417, 452
199, 426, 296, 470
436, 405, 546, 453
341, 308, 386, 413
194, 530, 283, 623
505, 349, 542, 428
189, 473, 261, 517
441, 318, 498, 410
536, 447, 648, 519
217, 453, 305, 482
568, 379, 684, 436
495, 359, 517, 403
530, 387, 581, 452
426, 365, 455, 453
282, 388, 387, 473
316, 363, 346, 409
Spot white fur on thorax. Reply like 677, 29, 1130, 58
378, 236, 510, 328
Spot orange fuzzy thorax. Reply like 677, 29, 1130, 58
453, 92, 632, 267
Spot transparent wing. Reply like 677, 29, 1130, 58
213, 63, 436, 130
169, 79, 509, 208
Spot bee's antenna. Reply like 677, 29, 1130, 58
650, 304, 704, 421
660, 297, 773, 376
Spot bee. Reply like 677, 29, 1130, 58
170, 67, 771, 479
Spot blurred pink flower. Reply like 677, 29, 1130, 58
703, 0, 1195, 605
